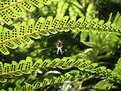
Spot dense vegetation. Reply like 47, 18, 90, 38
0, 0, 121, 91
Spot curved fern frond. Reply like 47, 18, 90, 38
0, 66, 117, 91
112, 57, 121, 83
0, 56, 94, 79
0, 71, 80, 91
0, 15, 121, 55
0, 56, 119, 84
0, 0, 53, 24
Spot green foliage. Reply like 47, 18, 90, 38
0, 0, 121, 91
0, 56, 119, 90
0, 14, 121, 55
112, 57, 121, 81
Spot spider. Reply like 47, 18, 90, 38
56, 40, 64, 55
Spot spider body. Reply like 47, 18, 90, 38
56, 40, 64, 55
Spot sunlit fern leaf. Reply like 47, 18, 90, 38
40, 16, 53, 35
56, 0, 68, 18
112, 57, 121, 81
74, 17, 85, 28
0, 56, 92, 79
18, 22, 27, 36
0, 25, 4, 44
90, 18, 99, 30
6, 6, 19, 20
0, 0, 53, 24
59, 16, 69, 31
0, 25, 4, 43
69, 6, 77, 19
94, 20, 105, 32
4, 63, 10, 73
60, 57, 74, 68
35, 17, 49, 36
20, 1, 35, 12
18, 22, 34, 45
66, 17, 76, 30
71, 0, 83, 9
3, 0, 11, 7
49, 16, 61, 34
27, 19, 35, 34
10, 24, 24, 46
0, 61, 3, 74
0, 56, 119, 88
59, 57, 76, 68
11, 61, 19, 75
94, 80, 113, 91
0, 44, 10, 55
88, 63, 98, 71
4, 63, 13, 77
58, 57, 72, 68
42, 0, 53, 5
0, 10, 13, 24
3, 28, 17, 49
73, 59, 84, 67
49, 58, 60, 67
27, 19, 41, 39
0, 1, 4, 9
71, 4, 84, 18
44, 16, 53, 31
0, 15, 121, 55
12, 4, 25, 16
24, 57, 33, 70
33, 59, 43, 69
17, 60, 26, 72
95, 66, 111, 77
78, 60, 91, 70
41, 59, 51, 67
30, 0, 42, 8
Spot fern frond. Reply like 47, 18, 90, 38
112, 57, 121, 83
0, 55, 119, 90
0, 70, 95, 91
0, 0, 53, 24
0, 56, 93, 79
0, 55, 119, 84
94, 80, 113, 90
0, 15, 121, 55
0, 66, 117, 91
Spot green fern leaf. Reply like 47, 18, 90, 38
33, 59, 43, 69
0, 9, 13, 24
0, 15, 121, 55
41, 0, 53, 5
112, 57, 121, 82
49, 16, 61, 34
94, 80, 113, 90
20, 1, 35, 12
0, 61, 3, 74
30, 0, 43, 8
0, 0, 53, 24
35, 17, 49, 36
